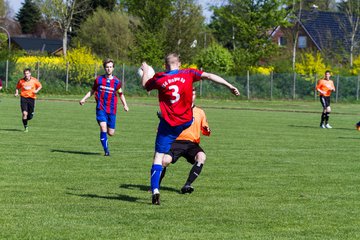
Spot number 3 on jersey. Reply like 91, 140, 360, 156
169, 85, 180, 104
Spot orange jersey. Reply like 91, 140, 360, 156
176, 106, 210, 143
16, 77, 42, 99
316, 79, 335, 97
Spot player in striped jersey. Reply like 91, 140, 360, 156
80, 58, 129, 156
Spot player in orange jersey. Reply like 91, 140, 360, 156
316, 70, 335, 129
15, 68, 42, 132
160, 88, 211, 194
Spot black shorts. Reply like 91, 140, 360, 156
20, 97, 35, 114
320, 96, 331, 108
168, 140, 205, 165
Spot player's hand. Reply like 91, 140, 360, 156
79, 100, 85, 105
202, 126, 211, 136
230, 86, 240, 96
124, 105, 129, 112
14, 93, 18, 97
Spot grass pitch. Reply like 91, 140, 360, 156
1, 96, 360, 239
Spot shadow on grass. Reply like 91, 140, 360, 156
66, 192, 141, 203
120, 183, 180, 193
338, 136, 360, 140
51, 149, 101, 155
0, 128, 23, 132
288, 125, 354, 131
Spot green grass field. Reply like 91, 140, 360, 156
1, 95, 360, 239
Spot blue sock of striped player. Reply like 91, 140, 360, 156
150, 164, 163, 193
100, 131, 109, 154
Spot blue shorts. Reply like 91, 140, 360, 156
155, 118, 193, 153
96, 109, 116, 129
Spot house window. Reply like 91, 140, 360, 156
298, 36, 307, 48
278, 36, 287, 46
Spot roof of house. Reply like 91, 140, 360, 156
296, 10, 360, 52
11, 37, 62, 54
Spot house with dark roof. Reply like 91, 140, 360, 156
10, 36, 63, 55
271, 10, 360, 58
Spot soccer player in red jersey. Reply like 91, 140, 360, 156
160, 88, 211, 194
80, 58, 129, 156
15, 68, 42, 132
141, 53, 239, 205
316, 70, 335, 129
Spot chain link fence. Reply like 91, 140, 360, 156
1, 61, 360, 101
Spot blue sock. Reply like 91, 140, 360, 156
150, 164, 163, 193
100, 132, 109, 153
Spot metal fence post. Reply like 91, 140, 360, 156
292, 71, 296, 99
247, 70, 250, 100
122, 63, 125, 90
336, 75, 339, 103
314, 74, 317, 101
270, 71, 273, 100
357, 74, 359, 101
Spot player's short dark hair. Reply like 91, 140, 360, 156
23, 68, 31, 73
103, 58, 114, 68
325, 70, 331, 74
165, 53, 180, 65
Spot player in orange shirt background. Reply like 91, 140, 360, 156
15, 68, 42, 132
316, 70, 335, 129
160, 87, 211, 194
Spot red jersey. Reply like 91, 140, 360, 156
145, 68, 203, 126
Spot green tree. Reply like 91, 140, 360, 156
164, 0, 206, 64
209, 0, 289, 72
35, 0, 90, 57
16, 0, 42, 34
0, 0, 7, 17
74, 8, 136, 61
194, 42, 233, 74
120, 0, 173, 66
337, 0, 360, 67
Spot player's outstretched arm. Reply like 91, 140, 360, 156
141, 62, 152, 88
79, 90, 93, 105
201, 72, 240, 96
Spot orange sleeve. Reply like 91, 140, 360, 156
200, 109, 211, 136
16, 80, 22, 89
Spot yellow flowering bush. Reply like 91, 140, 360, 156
181, 63, 198, 69
351, 55, 360, 75
250, 66, 274, 76
15, 46, 101, 84
295, 52, 327, 81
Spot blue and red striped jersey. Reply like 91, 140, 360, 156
92, 75, 122, 114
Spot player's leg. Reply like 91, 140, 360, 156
27, 98, 35, 121
96, 110, 111, 156
160, 141, 184, 184
181, 144, 206, 194
99, 122, 110, 156
150, 119, 192, 204
319, 96, 326, 128
325, 104, 332, 128
20, 97, 29, 131
151, 152, 164, 205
